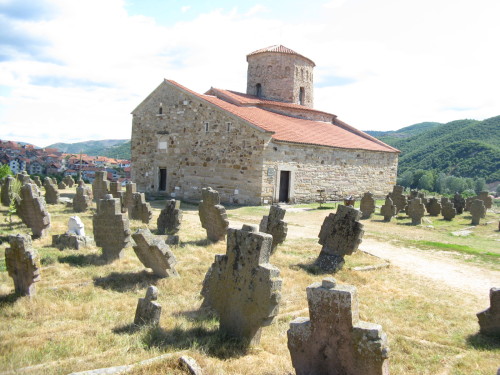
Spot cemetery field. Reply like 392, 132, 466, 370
0, 191, 499, 375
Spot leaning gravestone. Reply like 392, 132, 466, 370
63, 175, 75, 188
92, 171, 110, 202
426, 197, 441, 216
476, 287, 500, 337
380, 196, 396, 222
110, 181, 126, 213
93, 194, 131, 261
43, 177, 59, 204
73, 181, 91, 213
360, 191, 376, 219
157, 199, 183, 235
1, 175, 14, 206
134, 286, 162, 326
407, 198, 425, 225
316, 205, 364, 272
201, 224, 282, 345
5, 234, 41, 297
288, 277, 389, 375
390, 185, 407, 214
128, 192, 152, 224
198, 187, 229, 242
452, 192, 465, 214
18, 184, 51, 238
441, 201, 456, 221
470, 199, 486, 225
259, 204, 288, 254
477, 191, 493, 210
52, 216, 94, 250
132, 228, 179, 278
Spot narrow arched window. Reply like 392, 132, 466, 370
159, 103, 163, 114
299, 87, 305, 105
256, 83, 262, 97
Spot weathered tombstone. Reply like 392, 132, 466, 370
18, 184, 51, 238
441, 201, 456, 221
360, 191, 376, 219
33, 175, 42, 188
124, 182, 137, 212
43, 177, 59, 204
198, 187, 229, 242
52, 215, 94, 250
288, 277, 390, 375
316, 205, 364, 272
477, 288, 500, 337
134, 286, 162, 326
93, 194, 131, 261
63, 175, 75, 188
477, 191, 493, 210
92, 171, 110, 202
470, 199, 486, 225
110, 181, 126, 213
380, 196, 396, 222
157, 199, 183, 235
259, 204, 287, 254
465, 197, 474, 212
16, 172, 31, 185
407, 198, 425, 225
440, 197, 450, 206
5, 234, 41, 297
132, 228, 179, 277
73, 181, 92, 213
201, 224, 282, 344
452, 192, 465, 214
426, 197, 441, 216
128, 192, 152, 224
1, 175, 14, 206
409, 189, 419, 199
58, 181, 67, 190
390, 185, 407, 214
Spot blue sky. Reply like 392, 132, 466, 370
0, 0, 499, 146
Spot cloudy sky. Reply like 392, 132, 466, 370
0, 0, 499, 147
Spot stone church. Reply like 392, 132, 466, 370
131, 45, 399, 205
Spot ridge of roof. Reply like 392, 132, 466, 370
246, 45, 315, 66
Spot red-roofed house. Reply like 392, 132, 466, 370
131, 45, 399, 204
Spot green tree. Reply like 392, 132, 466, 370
474, 178, 486, 194
0, 164, 12, 180
417, 171, 434, 191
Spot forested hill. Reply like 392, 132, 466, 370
48, 139, 130, 159
365, 115, 500, 182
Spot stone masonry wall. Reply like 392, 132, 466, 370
261, 140, 398, 203
131, 81, 268, 205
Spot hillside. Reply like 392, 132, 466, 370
366, 115, 500, 182
48, 139, 129, 157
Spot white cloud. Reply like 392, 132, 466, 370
181, 5, 191, 13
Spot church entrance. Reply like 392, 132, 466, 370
279, 170, 290, 202
158, 168, 167, 191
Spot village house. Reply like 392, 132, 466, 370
132, 45, 399, 204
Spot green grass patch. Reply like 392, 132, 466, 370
414, 240, 500, 258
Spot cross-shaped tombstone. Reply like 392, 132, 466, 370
5, 234, 41, 297
73, 181, 92, 213
476, 287, 500, 337
18, 184, 51, 238
157, 199, 183, 235
380, 196, 396, 222
452, 192, 465, 214
198, 187, 229, 242
132, 228, 179, 278
390, 185, 407, 214
92, 171, 110, 202
360, 192, 376, 219
134, 286, 162, 326
316, 205, 364, 272
110, 181, 126, 213
288, 277, 390, 375
201, 224, 282, 345
128, 192, 152, 224
470, 199, 486, 225
259, 204, 288, 254
426, 197, 441, 216
441, 201, 456, 221
477, 191, 493, 210
408, 198, 425, 225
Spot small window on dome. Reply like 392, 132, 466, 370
256, 83, 262, 97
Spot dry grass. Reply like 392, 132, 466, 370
0, 190, 498, 375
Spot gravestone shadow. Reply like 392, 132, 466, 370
0, 292, 21, 305
466, 332, 500, 350
58, 253, 106, 267
93, 270, 161, 292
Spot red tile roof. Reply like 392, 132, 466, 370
247, 45, 315, 66
167, 80, 398, 153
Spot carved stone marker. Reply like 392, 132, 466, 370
470, 199, 486, 225
17, 172, 31, 185
201, 224, 282, 344
33, 175, 42, 188
128, 192, 152, 224
477, 288, 500, 337
477, 191, 493, 210
63, 175, 75, 188
426, 197, 441, 216
1, 175, 14, 206
259, 204, 287, 254
18, 184, 51, 238
52, 215, 94, 250
58, 181, 67, 190
132, 228, 179, 277
157, 199, 182, 235
441, 201, 456, 221
134, 286, 162, 326
43, 177, 59, 204
390, 185, 407, 214
407, 198, 425, 225
124, 182, 137, 211
92, 171, 110, 202
288, 277, 390, 375
360, 192, 376, 219
5, 234, 41, 297
93, 194, 131, 261
380, 197, 396, 222
465, 197, 474, 212
73, 181, 91, 212
198, 187, 229, 242
452, 193, 465, 214
110, 181, 126, 213
316, 205, 364, 272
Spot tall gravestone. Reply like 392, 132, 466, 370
92, 171, 110, 202
407, 198, 425, 225
476, 287, 500, 337
380, 196, 396, 222
198, 187, 229, 242
157, 199, 183, 235
316, 205, 364, 272
18, 184, 51, 238
124, 182, 137, 212
1, 175, 14, 206
201, 224, 282, 345
43, 177, 59, 204
360, 192, 376, 219
5, 234, 41, 297
288, 277, 390, 375
93, 194, 131, 261
128, 192, 152, 224
132, 228, 179, 278
470, 199, 486, 225
452, 192, 465, 214
259, 204, 288, 254
110, 181, 126, 213
73, 181, 91, 213
441, 200, 456, 221
134, 286, 162, 326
